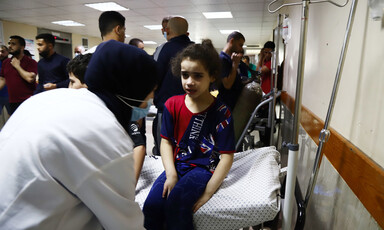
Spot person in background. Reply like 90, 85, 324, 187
161, 16, 171, 40
0, 45, 10, 116
217, 31, 246, 111
0, 39, 157, 230
0, 36, 37, 114
129, 38, 145, 50
0, 46, 9, 62
237, 49, 251, 84
84, 11, 126, 54
34, 33, 70, 94
153, 16, 172, 61
152, 16, 193, 156
143, 39, 235, 230
257, 41, 275, 94
256, 41, 276, 147
242, 55, 257, 79
74, 45, 85, 57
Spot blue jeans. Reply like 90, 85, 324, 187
143, 167, 212, 230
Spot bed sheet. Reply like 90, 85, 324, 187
135, 146, 281, 230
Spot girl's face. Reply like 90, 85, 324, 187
181, 58, 215, 100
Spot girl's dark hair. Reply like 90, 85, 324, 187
171, 39, 221, 85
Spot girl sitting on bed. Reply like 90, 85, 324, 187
143, 39, 236, 230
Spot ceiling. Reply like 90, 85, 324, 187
0, 0, 279, 51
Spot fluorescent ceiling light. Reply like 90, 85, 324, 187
220, 30, 239, 34
85, 2, 129, 11
245, 49, 260, 55
144, 25, 162, 30
125, 34, 131, 38
203, 12, 233, 19
143, 41, 157, 45
52, 20, 85, 27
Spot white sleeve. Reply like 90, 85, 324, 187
75, 154, 145, 230
0, 89, 145, 230
34, 90, 146, 230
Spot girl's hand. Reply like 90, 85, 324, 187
192, 154, 234, 213
162, 175, 178, 198
192, 192, 212, 213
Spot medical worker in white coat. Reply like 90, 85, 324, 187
0, 40, 158, 230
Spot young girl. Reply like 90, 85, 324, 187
143, 40, 235, 230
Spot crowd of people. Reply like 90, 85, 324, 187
0, 10, 276, 230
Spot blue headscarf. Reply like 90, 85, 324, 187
85, 40, 158, 133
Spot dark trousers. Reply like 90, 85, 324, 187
0, 97, 10, 115
9, 102, 22, 115
143, 167, 212, 230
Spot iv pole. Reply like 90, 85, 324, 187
268, 0, 350, 229
303, 0, 358, 210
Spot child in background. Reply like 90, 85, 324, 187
66, 53, 92, 89
143, 39, 235, 230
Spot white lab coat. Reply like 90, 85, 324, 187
0, 88, 144, 230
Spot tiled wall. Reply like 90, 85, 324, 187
280, 104, 381, 230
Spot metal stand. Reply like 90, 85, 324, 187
267, 0, 350, 229
281, 2, 309, 228
303, 0, 358, 208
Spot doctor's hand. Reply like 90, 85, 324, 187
193, 192, 212, 213
162, 175, 178, 198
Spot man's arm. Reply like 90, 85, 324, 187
54, 79, 70, 89
46, 58, 70, 90
221, 53, 243, 89
10, 57, 36, 84
127, 121, 147, 186
133, 145, 146, 186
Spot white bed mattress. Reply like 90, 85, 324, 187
135, 147, 281, 230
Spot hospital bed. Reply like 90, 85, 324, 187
135, 146, 281, 230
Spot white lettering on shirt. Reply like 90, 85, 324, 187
189, 113, 206, 140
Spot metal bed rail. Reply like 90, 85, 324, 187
235, 91, 282, 151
